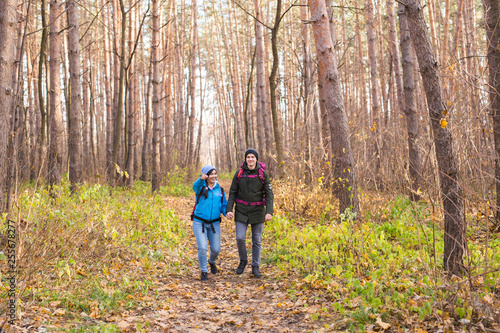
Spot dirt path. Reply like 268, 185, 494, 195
124, 181, 327, 332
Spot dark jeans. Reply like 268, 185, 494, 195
235, 221, 264, 267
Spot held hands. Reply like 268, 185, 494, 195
265, 214, 273, 222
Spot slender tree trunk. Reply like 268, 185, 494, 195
103, 1, 113, 181
484, 0, 500, 224
365, 0, 383, 189
151, 0, 161, 192
38, 0, 49, 184
187, 0, 198, 166
406, 0, 466, 276
398, 4, 422, 201
67, 0, 83, 192
309, 0, 361, 217
141, 62, 152, 181
126, 0, 136, 188
48, 0, 64, 191
254, 0, 267, 156
269, 0, 285, 178
300, 0, 313, 184
0, 0, 18, 209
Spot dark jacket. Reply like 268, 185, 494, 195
226, 162, 274, 224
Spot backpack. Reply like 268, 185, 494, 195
236, 162, 266, 185
190, 184, 225, 233
235, 162, 267, 206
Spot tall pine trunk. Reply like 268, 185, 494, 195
48, 0, 64, 190
0, 0, 17, 209
151, 0, 161, 192
484, 0, 500, 225
406, 0, 466, 276
67, 0, 83, 192
398, 4, 422, 201
308, 0, 361, 217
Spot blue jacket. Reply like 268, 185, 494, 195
192, 178, 227, 223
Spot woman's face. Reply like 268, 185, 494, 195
246, 153, 257, 169
207, 170, 217, 184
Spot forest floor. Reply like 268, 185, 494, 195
2, 178, 500, 333
5, 180, 331, 332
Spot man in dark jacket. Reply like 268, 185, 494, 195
226, 148, 274, 278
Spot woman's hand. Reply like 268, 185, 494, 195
201, 174, 208, 180
226, 212, 234, 219
265, 214, 272, 222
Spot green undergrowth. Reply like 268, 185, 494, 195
265, 196, 500, 330
0, 174, 192, 325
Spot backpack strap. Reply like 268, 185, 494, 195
190, 186, 205, 221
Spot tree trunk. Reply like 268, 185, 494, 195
67, 0, 83, 192
0, 0, 17, 209
269, 0, 285, 178
254, 0, 267, 156
308, 0, 361, 217
151, 0, 161, 192
484, 0, 500, 224
48, 0, 64, 191
365, 0, 383, 189
300, 0, 313, 184
187, 0, 198, 166
398, 4, 422, 201
406, 0, 466, 276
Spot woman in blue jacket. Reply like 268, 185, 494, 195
192, 165, 227, 281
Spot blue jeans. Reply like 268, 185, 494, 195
192, 220, 221, 273
236, 221, 264, 267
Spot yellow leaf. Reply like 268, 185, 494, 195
376, 317, 390, 330
440, 118, 448, 128
342, 148, 345, 153
54, 309, 66, 316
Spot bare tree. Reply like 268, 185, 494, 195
405, 0, 466, 276
308, 0, 361, 217
484, 0, 500, 224
48, 0, 64, 190
398, 4, 422, 200
151, 0, 161, 192
67, 0, 83, 192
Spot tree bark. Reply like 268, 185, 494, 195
151, 0, 161, 192
365, 0, 383, 189
187, 0, 198, 166
48, 0, 64, 191
269, 0, 285, 178
67, 0, 83, 192
398, 4, 422, 201
0, 0, 17, 209
308, 0, 361, 217
484, 0, 500, 223
406, 0, 466, 276
254, 0, 267, 156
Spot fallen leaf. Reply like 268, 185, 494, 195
53, 309, 66, 316
376, 317, 390, 330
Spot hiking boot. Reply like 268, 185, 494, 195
201, 272, 208, 281
210, 262, 218, 274
236, 260, 247, 275
251, 266, 261, 278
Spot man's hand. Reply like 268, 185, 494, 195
226, 212, 234, 220
265, 214, 272, 222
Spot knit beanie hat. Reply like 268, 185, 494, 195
244, 148, 259, 161
201, 165, 216, 175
